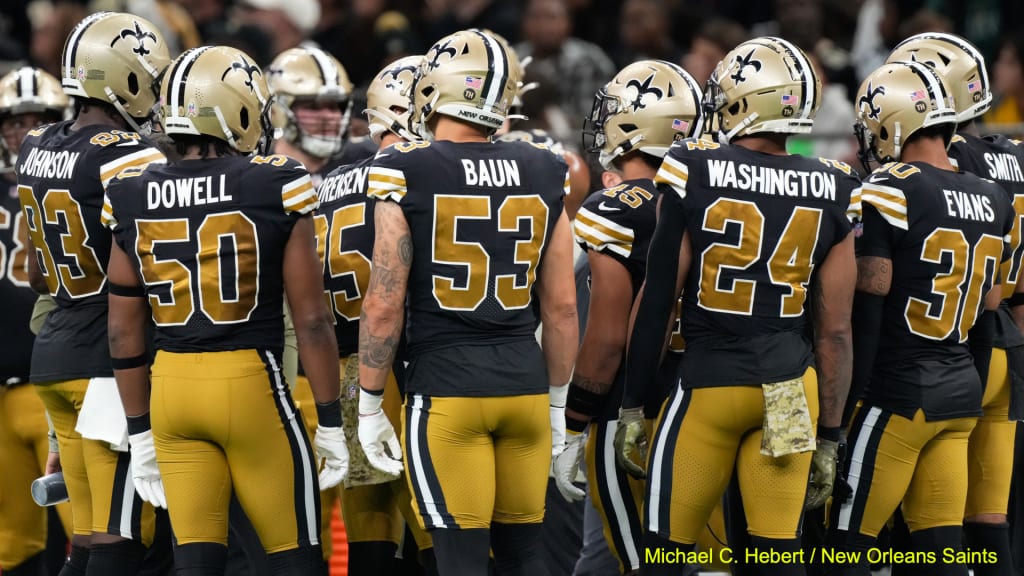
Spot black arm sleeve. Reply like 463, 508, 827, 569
846, 291, 884, 427
622, 188, 687, 410
969, 309, 996, 392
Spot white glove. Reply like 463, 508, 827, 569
314, 424, 349, 490
128, 430, 166, 508
550, 384, 568, 458
553, 430, 587, 502
357, 390, 403, 476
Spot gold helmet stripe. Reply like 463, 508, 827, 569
475, 30, 508, 114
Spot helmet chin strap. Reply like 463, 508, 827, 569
721, 111, 760, 144
213, 105, 242, 151
104, 86, 148, 134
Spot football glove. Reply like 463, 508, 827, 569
553, 429, 586, 502
614, 407, 647, 479
357, 390, 403, 477
314, 424, 349, 490
128, 430, 166, 509
550, 384, 568, 458
805, 438, 839, 510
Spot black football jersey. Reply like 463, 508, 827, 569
104, 154, 318, 357
0, 179, 35, 382
655, 138, 860, 388
316, 154, 375, 355
948, 133, 1024, 348
17, 121, 165, 382
367, 139, 568, 395
857, 162, 1014, 420
336, 136, 377, 169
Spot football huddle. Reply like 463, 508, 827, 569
1, 6, 1023, 576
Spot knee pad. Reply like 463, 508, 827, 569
430, 528, 489, 576
84, 540, 146, 576
174, 542, 228, 576
267, 546, 325, 576
5, 551, 47, 576
490, 522, 543, 575
347, 541, 397, 576
57, 545, 90, 576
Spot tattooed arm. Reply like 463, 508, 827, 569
812, 231, 856, 430
358, 201, 412, 393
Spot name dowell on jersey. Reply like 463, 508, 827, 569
319, 166, 369, 204
18, 148, 80, 180
148, 175, 232, 209
706, 159, 836, 201
462, 158, 521, 187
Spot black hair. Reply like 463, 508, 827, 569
171, 134, 238, 158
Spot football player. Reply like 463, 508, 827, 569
314, 55, 436, 576
621, 37, 860, 576
357, 29, 578, 575
886, 33, 1024, 576
550, 59, 704, 575
102, 45, 345, 576
827, 61, 1014, 576
0, 66, 72, 576
17, 12, 169, 576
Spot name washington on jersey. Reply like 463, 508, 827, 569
319, 165, 369, 204
706, 159, 836, 201
18, 148, 80, 179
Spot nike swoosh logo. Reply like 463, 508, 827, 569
115, 140, 140, 147
597, 202, 621, 212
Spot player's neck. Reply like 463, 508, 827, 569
432, 118, 489, 143
900, 136, 955, 172
378, 133, 402, 150
731, 134, 789, 156
618, 156, 656, 181
72, 107, 129, 132
275, 139, 327, 173
957, 120, 980, 137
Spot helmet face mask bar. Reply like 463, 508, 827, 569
267, 47, 354, 158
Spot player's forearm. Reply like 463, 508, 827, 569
109, 300, 151, 417
295, 312, 340, 404
358, 297, 403, 393
541, 304, 578, 387
814, 326, 852, 429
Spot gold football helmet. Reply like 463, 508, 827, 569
854, 61, 957, 165
705, 36, 820, 144
160, 46, 272, 154
886, 32, 992, 123
365, 55, 424, 144
583, 59, 704, 169
267, 46, 354, 158
0, 67, 69, 171
412, 29, 521, 138
61, 12, 170, 132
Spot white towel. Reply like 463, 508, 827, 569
75, 377, 129, 451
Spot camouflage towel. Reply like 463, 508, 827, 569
341, 353, 401, 488
760, 376, 815, 457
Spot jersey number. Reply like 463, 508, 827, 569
314, 204, 372, 321
698, 198, 823, 317
0, 205, 30, 286
905, 228, 1002, 342
432, 194, 549, 311
19, 185, 106, 298
1000, 193, 1024, 298
135, 212, 259, 326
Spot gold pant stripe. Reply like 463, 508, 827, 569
838, 406, 976, 537
647, 368, 819, 543
151, 350, 318, 553
0, 384, 71, 568
34, 379, 155, 543
403, 394, 550, 530
966, 347, 1015, 516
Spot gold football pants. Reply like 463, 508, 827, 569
646, 368, 819, 543
403, 394, 550, 530
151, 350, 319, 553
965, 347, 1015, 517
0, 383, 71, 568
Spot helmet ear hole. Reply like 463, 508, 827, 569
127, 72, 139, 96
728, 102, 741, 116
619, 123, 638, 133
240, 107, 249, 130
879, 126, 889, 141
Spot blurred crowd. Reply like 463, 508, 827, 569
2, 0, 1023, 165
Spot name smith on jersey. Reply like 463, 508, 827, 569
706, 159, 837, 201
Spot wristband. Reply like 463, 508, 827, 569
566, 414, 590, 433
315, 397, 342, 428
126, 412, 152, 435
566, 384, 607, 419
817, 425, 842, 443
1007, 292, 1024, 307
111, 354, 148, 370
108, 282, 146, 298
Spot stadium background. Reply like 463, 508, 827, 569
2, 0, 1024, 575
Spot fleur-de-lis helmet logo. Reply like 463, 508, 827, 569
112, 21, 157, 57
382, 64, 419, 91
859, 82, 885, 121
730, 49, 762, 84
222, 57, 262, 94
427, 39, 457, 71
625, 73, 663, 112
